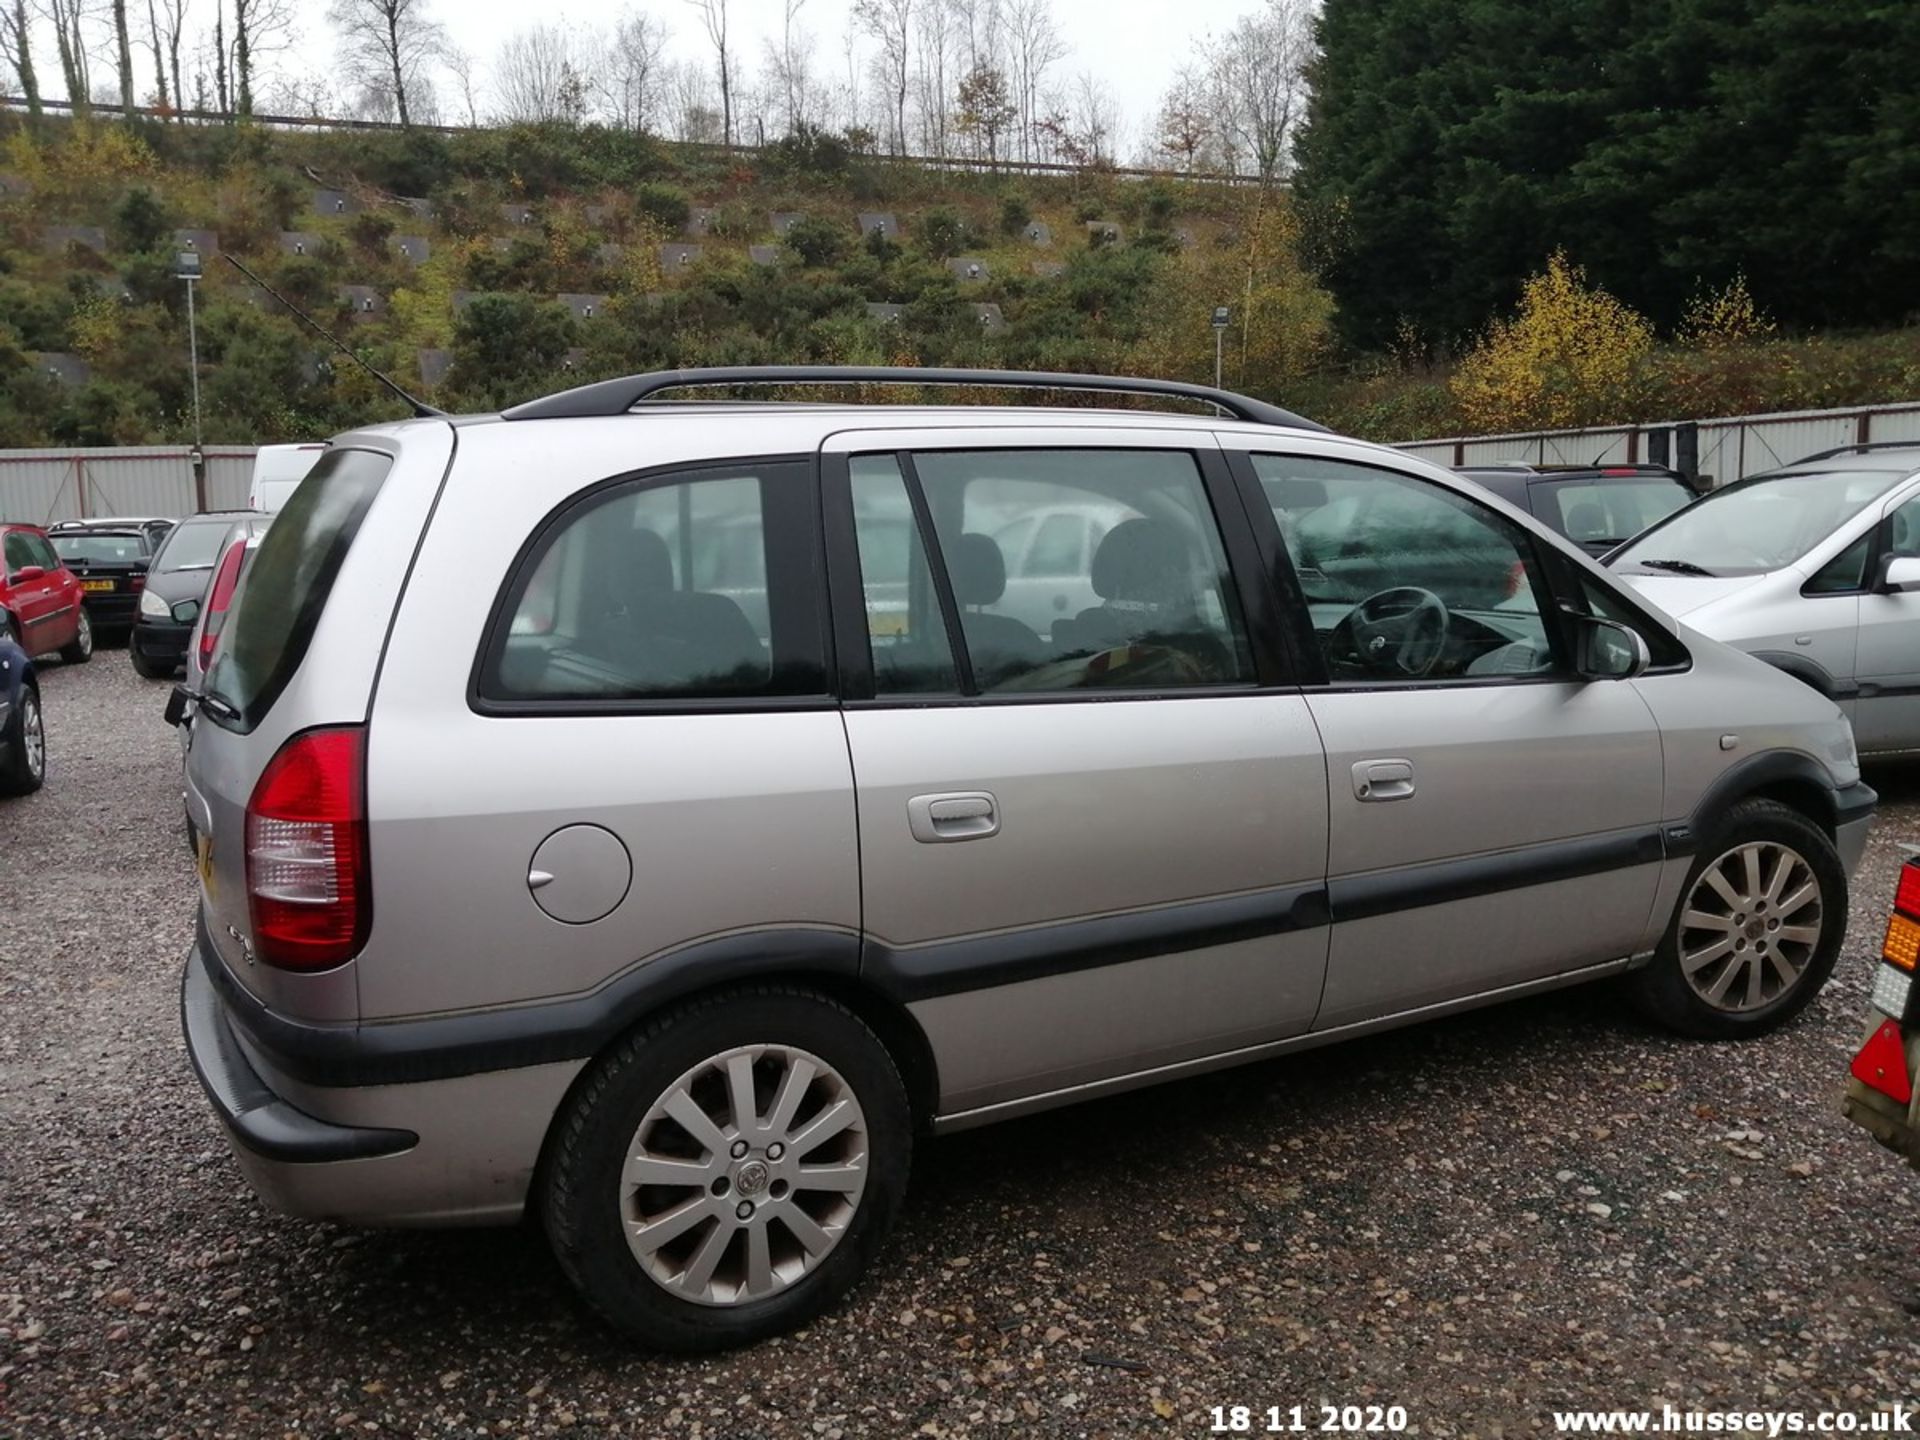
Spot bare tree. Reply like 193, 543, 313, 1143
1203, 0, 1313, 182
761, 0, 812, 133
605, 8, 669, 132
143, 0, 168, 107
1069, 69, 1118, 165
685, 0, 732, 144
852, 0, 909, 155
494, 23, 592, 123
910, 0, 952, 155
664, 56, 721, 142
443, 42, 480, 125
1002, 0, 1063, 163
37, 0, 96, 115
111, 0, 136, 113
154, 0, 185, 112
231, 0, 295, 115
328, 0, 444, 126
209, 3, 224, 111
1, 0, 41, 119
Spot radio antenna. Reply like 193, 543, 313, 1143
222, 254, 446, 419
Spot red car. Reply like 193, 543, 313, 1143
1, 522, 95, 663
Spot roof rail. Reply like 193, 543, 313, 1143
498, 365, 1328, 431
1791, 440, 1920, 465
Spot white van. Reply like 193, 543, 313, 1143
246, 443, 325, 513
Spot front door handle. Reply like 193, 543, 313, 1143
907, 791, 1000, 843
1352, 758, 1415, 802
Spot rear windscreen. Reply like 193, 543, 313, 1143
52, 533, 147, 564
203, 448, 388, 731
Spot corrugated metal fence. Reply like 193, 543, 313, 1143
1398, 400, 1920, 486
0, 447, 257, 524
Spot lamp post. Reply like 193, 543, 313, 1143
1210, 305, 1231, 389
177, 251, 206, 509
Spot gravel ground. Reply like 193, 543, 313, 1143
4, 652, 1920, 1440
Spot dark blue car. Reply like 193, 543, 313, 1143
0, 632, 44, 795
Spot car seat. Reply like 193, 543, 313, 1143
947, 533, 1043, 684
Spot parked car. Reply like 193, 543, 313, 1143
1609, 441, 1920, 756
132, 511, 257, 679
247, 442, 326, 514
46, 521, 160, 636
0, 522, 92, 663
176, 366, 1873, 1353
1840, 853, 1920, 1170
0, 631, 44, 796
51, 514, 175, 552
1456, 463, 1696, 556
174, 517, 270, 742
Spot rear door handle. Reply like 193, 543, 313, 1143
1352, 758, 1415, 802
907, 791, 1000, 843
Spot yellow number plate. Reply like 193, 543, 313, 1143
81, 579, 114, 592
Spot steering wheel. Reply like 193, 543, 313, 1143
1332, 586, 1451, 678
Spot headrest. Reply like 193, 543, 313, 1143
949, 532, 1006, 606
1091, 518, 1185, 605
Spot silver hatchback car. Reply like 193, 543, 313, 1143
1611, 442, 1920, 757
178, 367, 1873, 1351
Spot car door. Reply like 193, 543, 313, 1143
28, 533, 83, 647
2, 531, 60, 648
823, 426, 1330, 1119
1229, 447, 1667, 1031
1849, 486, 1920, 754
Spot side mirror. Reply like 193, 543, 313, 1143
1877, 555, 1920, 594
163, 685, 192, 728
13, 564, 44, 582
1575, 614, 1651, 681
171, 598, 201, 625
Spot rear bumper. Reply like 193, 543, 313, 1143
132, 619, 192, 662
181, 942, 415, 1164
180, 931, 578, 1225
81, 592, 140, 627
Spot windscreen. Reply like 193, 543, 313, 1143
154, 520, 233, 572
1612, 469, 1908, 576
202, 448, 389, 730
51, 532, 146, 564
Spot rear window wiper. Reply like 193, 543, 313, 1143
1633, 558, 1718, 577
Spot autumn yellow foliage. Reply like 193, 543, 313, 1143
1678, 273, 1776, 350
1450, 251, 1653, 431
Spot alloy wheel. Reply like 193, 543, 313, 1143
621, 1043, 869, 1307
21, 692, 43, 780
75, 609, 92, 658
1678, 840, 1823, 1012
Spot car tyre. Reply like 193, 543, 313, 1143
1627, 798, 1845, 1038
58, 607, 93, 664
0, 684, 46, 796
130, 644, 173, 679
543, 985, 911, 1353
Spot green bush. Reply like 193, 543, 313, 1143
633, 181, 692, 232
998, 194, 1032, 236
113, 187, 172, 254
917, 206, 969, 259
784, 214, 849, 267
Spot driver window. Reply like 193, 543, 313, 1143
1886, 497, 1920, 561
1251, 454, 1561, 684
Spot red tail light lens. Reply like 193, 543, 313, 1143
199, 537, 247, 671
245, 726, 369, 971
1897, 861, 1920, 922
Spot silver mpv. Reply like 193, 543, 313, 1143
178, 367, 1875, 1351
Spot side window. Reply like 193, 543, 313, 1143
850, 455, 959, 695
905, 448, 1254, 694
1805, 534, 1871, 595
3, 532, 35, 577
1887, 497, 1920, 561
479, 463, 823, 704
28, 535, 61, 569
1253, 454, 1559, 684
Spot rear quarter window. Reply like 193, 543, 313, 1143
203, 448, 389, 731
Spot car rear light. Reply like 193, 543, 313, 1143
131, 575, 144, 591
1869, 858, 1920, 1025
245, 726, 369, 971
1851, 1018, 1914, 1106
1884, 913, 1920, 972
1897, 863, 1920, 920
1873, 965, 1913, 1021
199, 537, 247, 671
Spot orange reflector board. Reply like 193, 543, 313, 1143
1851, 1019, 1914, 1106
1884, 913, 1920, 971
